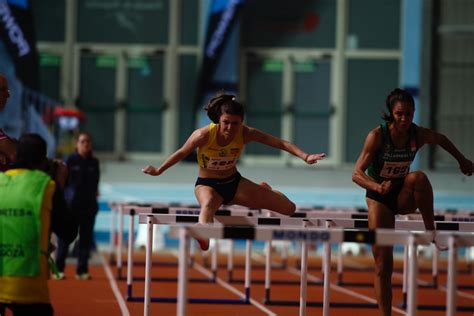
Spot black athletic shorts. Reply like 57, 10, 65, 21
366, 180, 404, 214
195, 172, 242, 204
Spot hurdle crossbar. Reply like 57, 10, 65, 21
139, 213, 474, 316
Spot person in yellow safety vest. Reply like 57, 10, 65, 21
0, 134, 78, 316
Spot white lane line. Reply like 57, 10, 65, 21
392, 271, 432, 286
171, 250, 276, 316
252, 253, 406, 315
438, 286, 474, 300
286, 266, 377, 304
194, 263, 277, 316
100, 254, 130, 316
286, 267, 407, 315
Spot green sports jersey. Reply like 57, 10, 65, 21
0, 170, 50, 277
367, 122, 418, 183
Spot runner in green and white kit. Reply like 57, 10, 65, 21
365, 121, 419, 212
352, 88, 473, 316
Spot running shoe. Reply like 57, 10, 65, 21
52, 272, 65, 280
197, 239, 210, 251
75, 273, 91, 280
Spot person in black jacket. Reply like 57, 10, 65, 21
55, 132, 100, 280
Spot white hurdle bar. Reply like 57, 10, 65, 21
112, 204, 261, 277
143, 220, 474, 316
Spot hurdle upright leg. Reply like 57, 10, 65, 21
407, 234, 418, 316
337, 243, 343, 284
117, 205, 124, 279
126, 211, 135, 299
189, 239, 195, 268
227, 240, 234, 281
432, 243, 439, 287
465, 246, 472, 274
281, 241, 289, 268
211, 240, 219, 281
299, 240, 308, 316
244, 240, 252, 302
177, 227, 190, 316
322, 222, 331, 316
401, 245, 408, 308
446, 235, 458, 316
264, 240, 272, 303
109, 205, 117, 264
143, 216, 154, 316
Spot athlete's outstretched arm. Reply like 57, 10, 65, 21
142, 128, 209, 176
418, 127, 473, 176
352, 128, 392, 194
243, 126, 325, 164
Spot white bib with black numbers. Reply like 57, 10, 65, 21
379, 161, 411, 178
206, 156, 238, 171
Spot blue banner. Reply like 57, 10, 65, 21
0, 0, 39, 89
194, 0, 244, 112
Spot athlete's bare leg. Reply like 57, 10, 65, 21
194, 185, 224, 250
367, 198, 395, 316
231, 177, 295, 215
397, 171, 435, 230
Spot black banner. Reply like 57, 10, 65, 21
0, 0, 39, 90
194, 0, 244, 112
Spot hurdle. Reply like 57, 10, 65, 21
325, 218, 474, 312
132, 213, 332, 304
285, 209, 474, 290
147, 222, 474, 316
261, 217, 474, 309
137, 213, 474, 312
111, 203, 262, 277
227, 208, 371, 286
123, 207, 265, 301
400, 212, 474, 280
108, 202, 173, 278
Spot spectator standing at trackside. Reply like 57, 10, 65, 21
0, 134, 78, 316
55, 132, 100, 280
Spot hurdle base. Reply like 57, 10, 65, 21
397, 298, 474, 311
265, 300, 378, 308
127, 296, 249, 304
417, 305, 474, 311
229, 278, 323, 286
122, 276, 214, 282
110, 259, 178, 267
203, 262, 286, 270
337, 281, 434, 288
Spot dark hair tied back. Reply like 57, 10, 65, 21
204, 93, 244, 123
382, 88, 415, 122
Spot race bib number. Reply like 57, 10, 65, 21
206, 156, 237, 170
379, 161, 411, 178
